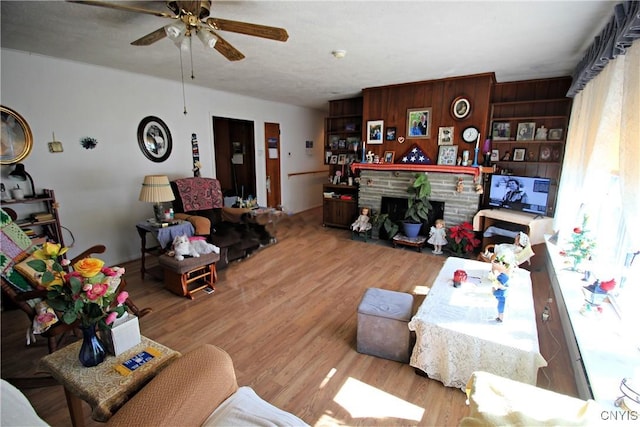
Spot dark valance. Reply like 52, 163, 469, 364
567, 1, 640, 97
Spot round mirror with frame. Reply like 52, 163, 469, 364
451, 96, 471, 121
1, 106, 33, 165
137, 116, 172, 163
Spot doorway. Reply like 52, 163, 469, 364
212, 116, 256, 200
264, 122, 281, 209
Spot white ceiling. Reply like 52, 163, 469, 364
1, 1, 614, 111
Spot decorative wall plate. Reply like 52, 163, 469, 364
137, 116, 172, 162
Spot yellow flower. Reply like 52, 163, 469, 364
74, 258, 105, 278
33, 242, 68, 260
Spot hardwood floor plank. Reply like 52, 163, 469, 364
1, 207, 576, 426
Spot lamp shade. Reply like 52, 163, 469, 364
138, 175, 175, 203
9, 163, 35, 197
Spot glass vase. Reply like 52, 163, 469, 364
79, 324, 106, 367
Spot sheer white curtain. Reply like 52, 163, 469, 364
555, 40, 640, 268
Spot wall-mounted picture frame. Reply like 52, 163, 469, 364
437, 126, 454, 145
137, 116, 172, 162
337, 153, 347, 165
539, 145, 552, 161
490, 149, 500, 162
437, 145, 458, 165
367, 120, 384, 144
513, 148, 526, 161
450, 96, 471, 120
383, 150, 395, 163
1, 106, 33, 165
407, 108, 432, 138
516, 122, 535, 141
548, 128, 563, 140
386, 127, 397, 141
491, 122, 511, 141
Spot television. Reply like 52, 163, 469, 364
487, 175, 551, 216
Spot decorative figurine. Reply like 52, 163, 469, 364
351, 207, 372, 233
428, 219, 447, 254
488, 252, 515, 322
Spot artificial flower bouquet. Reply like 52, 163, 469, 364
446, 221, 481, 256
27, 242, 128, 329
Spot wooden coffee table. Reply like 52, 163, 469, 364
392, 234, 427, 252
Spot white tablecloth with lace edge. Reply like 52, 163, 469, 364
408, 257, 547, 390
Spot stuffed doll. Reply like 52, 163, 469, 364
351, 207, 372, 232
488, 252, 515, 322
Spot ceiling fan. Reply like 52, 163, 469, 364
68, 1, 289, 61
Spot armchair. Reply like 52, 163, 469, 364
169, 177, 265, 270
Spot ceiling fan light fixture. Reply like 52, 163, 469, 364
332, 50, 347, 59
165, 21, 186, 40
197, 30, 217, 49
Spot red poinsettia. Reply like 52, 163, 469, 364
447, 221, 481, 255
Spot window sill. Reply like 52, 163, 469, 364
545, 238, 640, 408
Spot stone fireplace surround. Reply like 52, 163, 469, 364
352, 164, 482, 239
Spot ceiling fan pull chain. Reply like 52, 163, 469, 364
189, 37, 195, 80
179, 48, 188, 115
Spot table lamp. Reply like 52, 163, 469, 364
9, 163, 36, 198
138, 175, 175, 222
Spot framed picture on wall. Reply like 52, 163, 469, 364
407, 108, 432, 138
437, 126, 454, 145
437, 145, 458, 165
386, 127, 397, 141
367, 120, 384, 144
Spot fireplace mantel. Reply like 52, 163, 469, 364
351, 163, 481, 177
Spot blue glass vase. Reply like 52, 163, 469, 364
79, 324, 106, 367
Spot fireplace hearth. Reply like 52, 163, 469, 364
379, 197, 445, 239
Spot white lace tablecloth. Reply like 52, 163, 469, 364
408, 257, 547, 390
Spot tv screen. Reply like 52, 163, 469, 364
487, 175, 551, 215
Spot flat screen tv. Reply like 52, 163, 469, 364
487, 175, 551, 216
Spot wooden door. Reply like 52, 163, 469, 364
264, 123, 281, 208
213, 117, 256, 198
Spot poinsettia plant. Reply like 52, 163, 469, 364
447, 221, 481, 256
27, 242, 128, 328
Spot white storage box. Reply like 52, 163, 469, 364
103, 314, 141, 356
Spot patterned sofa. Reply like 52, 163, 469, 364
170, 177, 268, 270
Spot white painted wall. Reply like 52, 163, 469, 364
1, 49, 327, 265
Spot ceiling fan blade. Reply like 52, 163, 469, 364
211, 32, 245, 61
206, 18, 289, 42
67, 1, 175, 19
131, 27, 168, 46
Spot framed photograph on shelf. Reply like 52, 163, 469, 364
450, 96, 471, 120
329, 135, 339, 149
512, 148, 526, 161
337, 154, 347, 165
548, 128, 563, 140
516, 122, 535, 141
407, 108, 432, 138
437, 145, 458, 165
325, 151, 332, 164
551, 147, 562, 162
491, 122, 511, 141
338, 139, 347, 149
383, 151, 395, 163
386, 127, 397, 141
539, 145, 552, 161
490, 149, 500, 162
329, 155, 338, 164
345, 123, 356, 132
437, 126, 454, 145
367, 120, 384, 144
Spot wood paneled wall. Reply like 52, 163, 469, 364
362, 73, 495, 163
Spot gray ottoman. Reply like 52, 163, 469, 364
357, 288, 414, 363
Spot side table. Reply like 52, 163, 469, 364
39, 336, 180, 427
392, 234, 427, 252
136, 220, 194, 279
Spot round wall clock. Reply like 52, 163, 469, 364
137, 116, 172, 162
462, 126, 480, 144
451, 96, 471, 120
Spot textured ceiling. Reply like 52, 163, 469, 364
1, 1, 614, 110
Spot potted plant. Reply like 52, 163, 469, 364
372, 212, 400, 240
446, 221, 481, 257
402, 173, 432, 238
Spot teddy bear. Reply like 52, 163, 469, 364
170, 235, 220, 261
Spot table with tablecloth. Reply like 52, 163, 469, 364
408, 257, 547, 390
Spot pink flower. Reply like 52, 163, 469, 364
116, 291, 129, 305
105, 311, 118, 325
61, 259, 71, 267
82, 283, 92, 292
64, 271, 82, 281
102, 266, 117, 276
86, 283, 108, 301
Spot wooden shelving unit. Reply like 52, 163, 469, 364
1, 189, 65, 245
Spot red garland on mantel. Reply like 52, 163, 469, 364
350, 163, 481, 177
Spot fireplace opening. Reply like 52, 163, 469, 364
379, 197, 445, 239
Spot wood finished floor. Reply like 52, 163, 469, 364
1, 207, 578, 426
